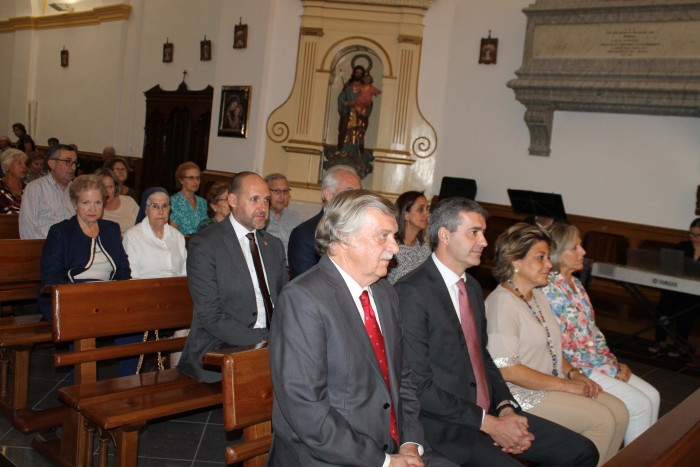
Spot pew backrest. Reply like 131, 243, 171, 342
50, 277, 192, 382
0, 239, 44, 301
0, 215, 20, 239
51, 277, 192, 342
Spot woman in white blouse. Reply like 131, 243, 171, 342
123, 187, 187, 278
123, 187, 188, 367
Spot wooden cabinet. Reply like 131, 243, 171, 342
141, 83, 213, 194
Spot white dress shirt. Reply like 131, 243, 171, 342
229, 214, 270, 329
19, 174, 75, 239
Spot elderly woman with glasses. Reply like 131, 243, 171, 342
0, 149, 28, 213
123, 187, 187, 279
485, 223, 628, 465
124, 187, 188, 366
95, 167, 139, 236
197, 182, 230, 231
170, 161, 207, 235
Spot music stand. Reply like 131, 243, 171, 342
439, 177, 477, 201
507, 189, 568, 222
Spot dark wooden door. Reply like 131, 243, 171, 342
141, 83, 213, 194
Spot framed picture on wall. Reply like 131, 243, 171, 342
163, 41, 174, 63
218, 86, 251, 138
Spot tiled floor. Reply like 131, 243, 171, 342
1, 318, 698, 466
0, 345, 241, 466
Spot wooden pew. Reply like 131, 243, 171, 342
0, 239, 43, 303
603, 388, 700, 466
32, 277, 222, 467
203, 345, 272, 466
0, 239, 63, 433
0, 214, 19, 239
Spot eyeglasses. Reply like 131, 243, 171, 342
182, 176, 201, 181
147, 203, 170, 210
215, 197, 228, 203
53, 158, 80, 168
690, 232, 700, 239
113, 167, 128, 173
270, 188, 291, 195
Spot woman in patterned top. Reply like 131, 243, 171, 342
169, 161, 207, 235
542, 223, 659, 444
0, 149, 27, 213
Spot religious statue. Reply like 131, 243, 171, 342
326, 62, 380, 178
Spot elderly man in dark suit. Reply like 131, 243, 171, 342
269, 190, 457, 467
178, 172, 288, 383
287, 164, 361, 278
395, 197, 598, 467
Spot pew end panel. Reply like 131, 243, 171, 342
203, 345, 272, 466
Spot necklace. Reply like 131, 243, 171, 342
507, 279, 559, 376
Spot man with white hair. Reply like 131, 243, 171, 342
269, 190, 457, 467
287, 164, 361, 278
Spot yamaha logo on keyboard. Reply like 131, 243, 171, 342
652, 278, 678, 288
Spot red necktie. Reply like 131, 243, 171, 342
359, 290, 399, 447
456, 279, 491, 411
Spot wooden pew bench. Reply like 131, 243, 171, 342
0, 214, 20, 239
203, 345, 272, 466
32, 277, 223, 467
603, 387, 700, 466
0, 239, 64, 433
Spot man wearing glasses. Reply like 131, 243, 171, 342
264, 173, 301, 258
19, 144, 78, 239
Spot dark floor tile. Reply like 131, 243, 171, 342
169, 406, 214, 424
0, 427, 34, 448
195, 424, 241, 463
132, 456, 194, 467
208, 406, 224, 425
138, 418, 206, 460
0, 417, 14, 439
0, 446, 53, 467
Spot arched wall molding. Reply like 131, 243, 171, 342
264, 0, 436, 201
321, 37, 395, 77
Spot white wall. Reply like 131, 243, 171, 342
418, 0, 699, 229
2, 0, 697, 229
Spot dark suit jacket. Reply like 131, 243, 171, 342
268, 255, 425, 466
395, 257, 513, 464
177, 219, 288, 382
39, 217, 131, 321
287, 208, 323, 278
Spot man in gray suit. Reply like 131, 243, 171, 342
178, 172, 288, 383
268, 190, 456, 467
395, 198, 598, 466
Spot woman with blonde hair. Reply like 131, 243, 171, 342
543, 223, 658, 444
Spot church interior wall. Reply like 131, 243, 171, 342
1, 0, 697, 230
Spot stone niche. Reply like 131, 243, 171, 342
265, 0, 436, 201
508, 0, 700, 156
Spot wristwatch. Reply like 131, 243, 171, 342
567, 367, 583, 380
495, 400, 520, 416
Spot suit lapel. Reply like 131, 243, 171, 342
220, 221, 256, 293
424, 260, 466, 343
319, 257, 386, 383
